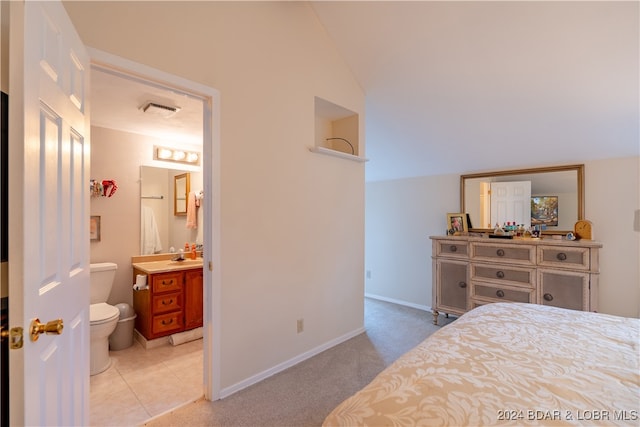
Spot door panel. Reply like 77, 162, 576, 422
490, 181, 532, 228
9, 1, 90, 425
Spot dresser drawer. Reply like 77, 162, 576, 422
152, 311, 184, 335
471, 242, 536, 265
152, 292, 183, 314
434, 240, 469, 259
471, 263, 535, 288
151, 271, 183, 293
472, 282, 535, 304
538, 246, 590, 271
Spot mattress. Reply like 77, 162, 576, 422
323, 303, 640, 426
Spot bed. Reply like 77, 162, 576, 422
323, 303, 639, 426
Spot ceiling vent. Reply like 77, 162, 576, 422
141, 101, 181, 118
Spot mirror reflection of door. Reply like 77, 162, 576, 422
489, 181, 531, 228
174, 173, 190, 216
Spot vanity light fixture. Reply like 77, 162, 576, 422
153, 145, 200, 165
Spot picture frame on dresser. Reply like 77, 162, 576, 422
447, 213, 468, 233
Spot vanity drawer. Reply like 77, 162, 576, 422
434, 240, 468, 259
152, 292, 183, 314
538, 246, 591, 271
151, 271, 183, 293
472, 282, 535, 304
470, 242, 535, 266
471, 263, 535, 288
152, 311, 184, 335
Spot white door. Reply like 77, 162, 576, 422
8, 1, 90, 425
490, 181, 532, 228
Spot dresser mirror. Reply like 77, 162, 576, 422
461, 164, 584, 234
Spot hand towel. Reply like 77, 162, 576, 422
186, 191, 197, 229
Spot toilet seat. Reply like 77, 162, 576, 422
90, 303, 120, 325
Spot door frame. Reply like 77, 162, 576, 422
88, 48, 222, 400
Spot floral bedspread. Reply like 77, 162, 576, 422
323, 303, 640, 426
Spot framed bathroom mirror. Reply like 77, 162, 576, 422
461, 164, 584, 234
174, 172, 190, 216
141, 166, 203, 255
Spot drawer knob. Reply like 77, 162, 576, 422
496, 290, 505, 298
162, 299, 174, 305
449, 245, 457, 252
543, 293, 554, 301
496, 249, 505, 257
458, 281, 467, 289
556, 252, 567, 261
162, 318, 174, 325
496, 271, 505, 279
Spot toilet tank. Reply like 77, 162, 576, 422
89, 262, 118, 304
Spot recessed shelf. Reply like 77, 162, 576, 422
315, 96, 360, 157
309, 146, 368, 163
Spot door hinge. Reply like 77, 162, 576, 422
1, 326, 24, 349
208, 261, 213, 271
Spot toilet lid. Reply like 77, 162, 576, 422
90, 303, 120, 324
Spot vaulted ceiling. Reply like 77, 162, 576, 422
90, 1, 639, 182
310, 1, 638, 181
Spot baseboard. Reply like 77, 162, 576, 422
365, 293, 432, 312
219, 326, 366, 399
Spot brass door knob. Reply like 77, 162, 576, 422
30, 318, 64, 342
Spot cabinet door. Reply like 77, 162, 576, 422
184, 269, 204, 330
538, 269, 589, 311
436, 259, 469, 314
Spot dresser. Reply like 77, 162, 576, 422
430, 235, 602, 325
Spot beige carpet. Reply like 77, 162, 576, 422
144, 298, 455, 427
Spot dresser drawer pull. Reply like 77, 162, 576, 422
496, 271, 505, 279
496, 249, 505, 257
161, 279, 174, 286
449, 245, 457, 252
496, 290, 505, 298
543, 293, 554, 301
458, 281, 467, 289
161, 318, 174, 326
162, 299, 174, 306
556, 252, 567, 261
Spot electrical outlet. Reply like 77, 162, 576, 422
366, 270, 371, 279
297, 319, 304, 333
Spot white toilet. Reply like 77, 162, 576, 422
89, 262, 121, 376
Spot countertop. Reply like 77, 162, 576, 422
132, 258, 203, 274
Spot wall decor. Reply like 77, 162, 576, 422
90, 216, 101, 241
531, 196, 558, 226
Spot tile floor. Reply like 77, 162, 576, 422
89, 338, 204, 426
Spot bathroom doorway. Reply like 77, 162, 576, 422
88, 50, 220, 423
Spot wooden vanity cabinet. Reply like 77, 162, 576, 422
431, 236, 601, 325
184, 269, 203, 330
133, 267, 203, 340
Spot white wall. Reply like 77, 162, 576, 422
65, 2, 366, 391
366, 156, 640, 318
365, 174, 458, 309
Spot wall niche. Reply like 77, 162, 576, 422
312, 96, 365, 162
